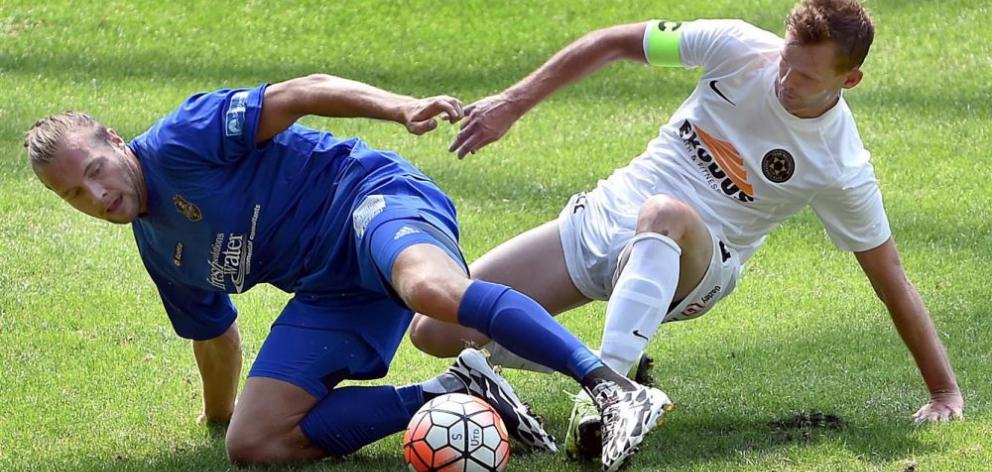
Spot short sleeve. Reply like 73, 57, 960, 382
676, 20, 778, 73
145, 268, 238, 340
133, 84, 268, 171
811, 164, 892, 252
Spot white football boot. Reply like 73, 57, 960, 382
446, 348, 558, 452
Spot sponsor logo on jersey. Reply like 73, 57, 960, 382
761, 149, 795, 183
207, 204, 261, 292
225, 91, 249, 137
173, 242, 184, 267
678, 120, 754, 202
173, 195, 202, 221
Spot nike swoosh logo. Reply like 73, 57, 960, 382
709, 80, 736, 106
632, 330, 649, 341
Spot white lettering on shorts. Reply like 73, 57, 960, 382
353, 195, 386, 239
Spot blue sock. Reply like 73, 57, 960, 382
457, 280, 603, 382
299, 385, 418, 456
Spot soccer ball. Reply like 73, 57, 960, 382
403, 393, 511, 472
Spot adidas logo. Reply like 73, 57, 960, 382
394, 225, 421, 240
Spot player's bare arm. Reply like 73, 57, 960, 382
854, 239, 963, 423
450, 22, 647, 158
192, 322, 243, 424
257, 74, 464, 143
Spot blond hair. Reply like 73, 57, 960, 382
24, 111, 109, 168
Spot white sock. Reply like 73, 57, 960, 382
599, 232, 680, 374
484, 341, 555, 374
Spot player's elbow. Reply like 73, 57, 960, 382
270, 74, 339, 111
297, 73, 338, 88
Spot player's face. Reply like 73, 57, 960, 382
36, 129, 146, 224
776, 39, 863, 118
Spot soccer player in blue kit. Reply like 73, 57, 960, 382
25, 73, 670, 471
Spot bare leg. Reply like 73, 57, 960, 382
225, 377, 323, 465
408, 220, 590, 357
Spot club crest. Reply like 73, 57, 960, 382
173, 195, 202, 222
761, 149, 795, 183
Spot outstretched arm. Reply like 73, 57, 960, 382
855, 238, 963, 423
450, 22, 649, 158
192, 322, 242, 424
256, 74, 464, 143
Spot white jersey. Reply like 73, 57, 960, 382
594, 20, 891, 263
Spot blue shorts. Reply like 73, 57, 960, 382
248, 296, 400, 399
249, 155, 470, 399
352, 173, 468, 298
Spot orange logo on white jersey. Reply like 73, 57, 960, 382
678, 120, 754, 202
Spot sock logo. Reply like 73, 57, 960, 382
632, 330, 649, 341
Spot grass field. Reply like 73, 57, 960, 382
1, 1, 990, 470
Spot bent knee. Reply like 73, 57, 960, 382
396, 273, 468, 322
636, 195, 702, 241
409, 314, 466, 358
226, 425, 306, 466
226, 431, 272, 466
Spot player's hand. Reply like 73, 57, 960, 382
402, 96, 464, 136
449, 94, 523, 159
912, 390, 964, 424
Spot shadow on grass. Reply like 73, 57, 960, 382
649, 412, 929, 470
55, 434, 567, 472
62, 452, 405, 472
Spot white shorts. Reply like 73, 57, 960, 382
557, 190, 742, 322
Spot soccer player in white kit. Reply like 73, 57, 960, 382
409, 0, 964, 458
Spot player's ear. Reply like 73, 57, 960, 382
105, 128, 124, 145
842, 67, 863, 89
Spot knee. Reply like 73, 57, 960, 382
396, 272, 466, 321
636, 195, 699, 243
409, 314, 453, 357
226, 428, 278, 466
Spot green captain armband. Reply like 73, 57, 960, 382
644, 19, 684, 67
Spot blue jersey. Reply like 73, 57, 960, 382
129, 84, 444, 341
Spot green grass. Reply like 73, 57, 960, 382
2, 0, 990, 470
